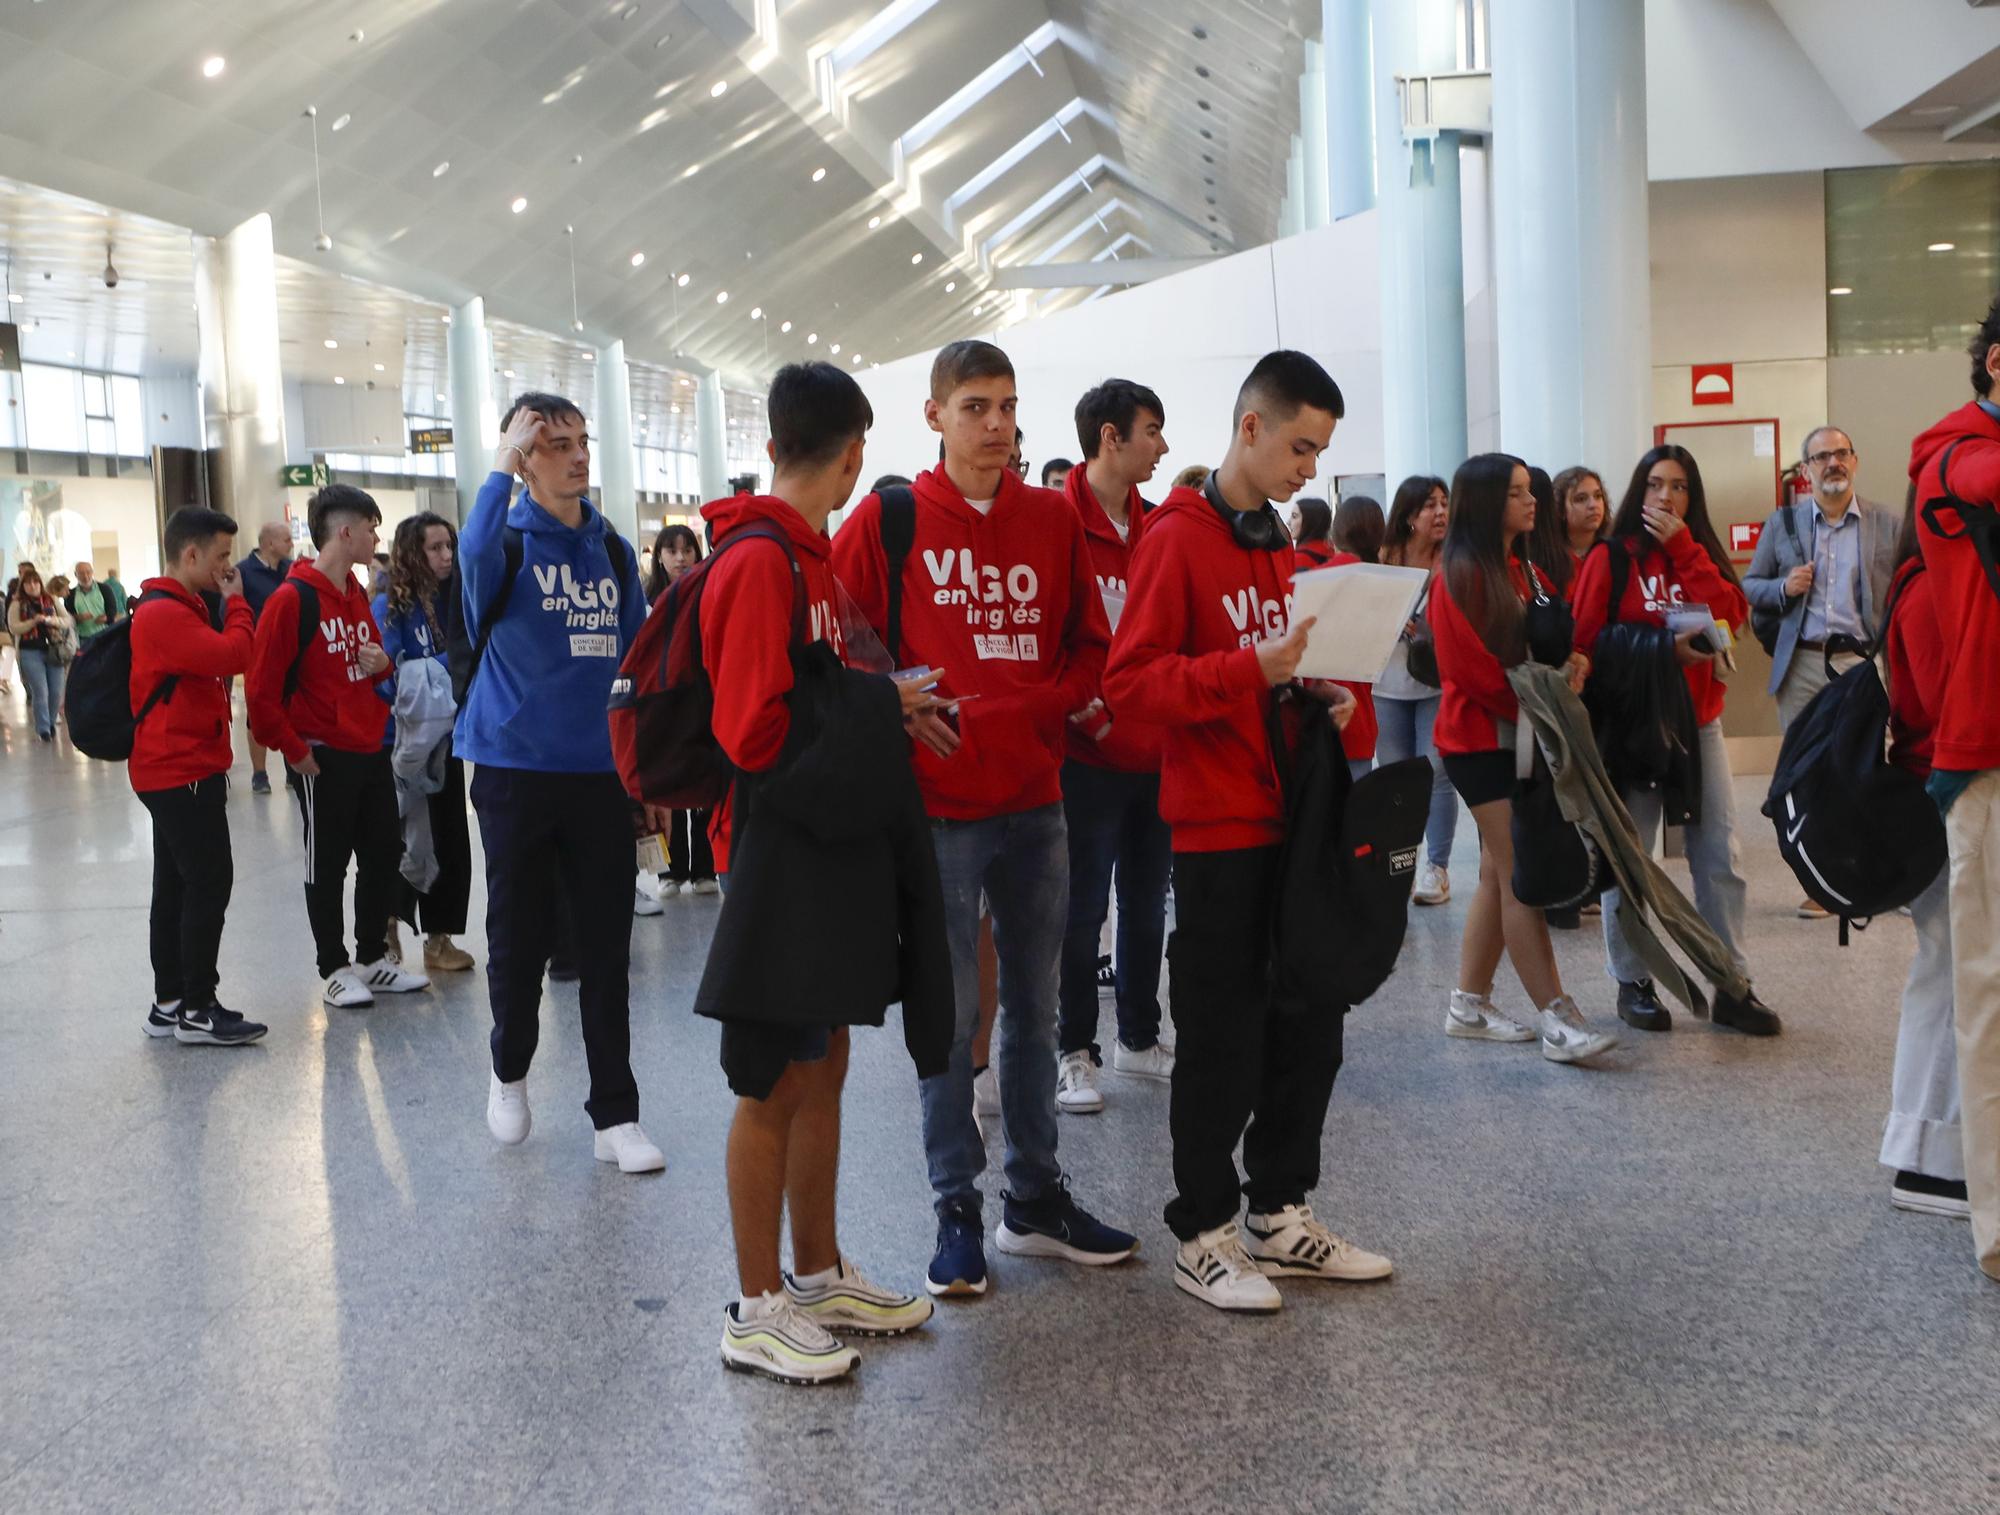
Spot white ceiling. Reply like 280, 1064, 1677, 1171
0, 0, 1317, 392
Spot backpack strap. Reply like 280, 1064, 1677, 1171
878, 486, 917, 664
282, 581, 321, 701
130, 587, 183, 723
461, 525, 525, 698
668, 525, 806, 689
1918, 439, 2000, 603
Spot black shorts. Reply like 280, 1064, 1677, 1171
1441, 750, 1517, 808
719, 1021, 834, 1101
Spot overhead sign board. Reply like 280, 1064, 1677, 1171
281, 463, 330, 488
409, 426, 453, 454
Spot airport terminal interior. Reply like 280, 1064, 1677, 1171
5, 1, 2000, 1511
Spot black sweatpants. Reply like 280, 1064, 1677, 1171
400, 753, 472, 936
137, 774, 233, 1009
1163, 845, 1346, 1241
471, 765, 639, 1129
286, 746, 400, 979
666, 807, 714, 883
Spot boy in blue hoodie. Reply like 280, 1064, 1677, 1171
457, 391, 660, 1175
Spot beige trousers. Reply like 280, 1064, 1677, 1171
1946, 768, 2000, 1282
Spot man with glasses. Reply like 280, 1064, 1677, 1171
1745, 425, 1899, 918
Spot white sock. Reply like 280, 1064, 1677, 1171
155, 999, 182, 1012
790, 1260, 842, 1292
739, 1290, 782, 1320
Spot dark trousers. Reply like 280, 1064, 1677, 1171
287, 747, 400, 979
471, 766, 638, 1129
137, 775, 233, 1008
1058, 759, 1171, 1059
667, 807, 715, 883
1164, 846, 1345, 1240
400, 753, 472, 936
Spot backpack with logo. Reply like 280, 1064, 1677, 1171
609, 526, 804, 809
65, 589, 179, 760
443, 524, 631, 706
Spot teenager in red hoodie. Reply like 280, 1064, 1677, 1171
248, 486, 429, 1011
1104, 350, 1388, 1315
829, 339, 1134, 1298
1053, 377, 1174, 1115
132, 507, 264, 1047
1572, 445, 1779, 1038
700, 363, 935, 1385
1910, 301, 2000, 1282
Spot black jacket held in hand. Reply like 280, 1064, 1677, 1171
692, 641, 952, 1077
1585, 621, 1701, 828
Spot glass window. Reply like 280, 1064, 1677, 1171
1827, 161, 2000, 357
112, 376, 145, 456
21, 363, 82, 453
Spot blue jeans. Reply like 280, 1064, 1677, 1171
1374, 694, 1455, 868
19, 647, 65, 738
921, 803, 1067, 1218
1057, 760, 1171, 1059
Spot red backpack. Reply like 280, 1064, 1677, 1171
608, 525, 804, 808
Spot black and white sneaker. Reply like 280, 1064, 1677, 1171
144, 1003, 183, 1039
1242, 1204, 1393, 1280
1892, 1171, 1970, 1219
355, 958, 430, 995
1174, 1222, 1281, 1313
175, 1004, 269, 1046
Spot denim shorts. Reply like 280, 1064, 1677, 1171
719, 1021, 833, 1101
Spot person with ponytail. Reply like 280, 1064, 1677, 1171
1429, 453, 1619, 1065
1571, 445, 1779, 1036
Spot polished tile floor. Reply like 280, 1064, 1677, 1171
1, 695, 1995, 1515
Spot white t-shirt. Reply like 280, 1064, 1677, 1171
1107, 512, 1130, 542
967, 498, 995, 517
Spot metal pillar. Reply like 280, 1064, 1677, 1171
1491, 0, 1651, 475
447, 296, 497, 525
592, 339, 639, 544
1301, 40, 1330, 230
696, 371, 728, 502
190, 212, 287, 532
1325, 0, 1376, 220
1371, 0, 1467, 485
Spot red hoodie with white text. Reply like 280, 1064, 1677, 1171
246, 561, 390, 763
830, 463, 1109, 820
698, 494, 848, 872
128, 578, 255, 792
1103, 487, 1294, 852
1911, 400, 2000, 771
1061, 464, 1162, 772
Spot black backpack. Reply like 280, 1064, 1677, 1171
1759, 567, 1942, 941
443, 525, 631, 705
65, 589, 180, 761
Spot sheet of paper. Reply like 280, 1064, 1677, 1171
1287, 562, 1431, 683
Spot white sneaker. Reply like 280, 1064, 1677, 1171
1538, 995, 1619, 1064
785, 1255, 934, 1337
1242, 1204, 1393, 1281
1445, 989, 1535, 1042
1413, 861, 1450, 905
1055, 1050, 1103, 1113
355, 958, 430, 995
688, 878, 721, 896
659, 879, 685, 898
634, 881, 665, 916
1174, 1222, 1282, 1313
487, 1073, 531, 1145
323, 966, 376, 1009
972, 1064, 1000, 1117
593, 1121, 666, 1173
1111, 1039, 1175, 1080
720, 1294, 859, 1385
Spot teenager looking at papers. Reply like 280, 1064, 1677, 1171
704, 362, 936, 1385
1104, 350, 1391, 1313
1054, 377, 1175, 1115
248, 486, 431, 1010
830, 339, 1136, 1298
133, 508, 265, 1046
459, 393, 661, 1175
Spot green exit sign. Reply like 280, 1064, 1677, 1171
281, 463, 330, 487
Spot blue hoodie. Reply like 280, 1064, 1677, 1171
453, 471, 645, 773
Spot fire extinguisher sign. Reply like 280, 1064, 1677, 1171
1730, 521, 1763, 554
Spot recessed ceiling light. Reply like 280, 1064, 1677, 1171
5, 293, 20, 304
1930, 241, 1956, 252
331, 113, 351, 131
373, 362, 386, 371
503, 369, 516, 378
780, 320, 792, 333
750, 306, 762, 319
851, 354, 861, 366
945, 280, 956, 292
436, 392, 447, 401
630, 251, 646, 267
910, 252, 923, 265
682, 163, 700, 179
619, 3, 639, 17
677, 272, 691, 287
830, 343, 841, 354
432, 161, 451, 177
806, 332, 818, 345
333, 376, 345, 385
202, 56, 225, 79
868, 215, 881, 229
655, 32, 673, 47
710, 79, 728, 98
324, 338, 339, 349
811, 167, 826, 183
715, 290, 728, 304
511, 196, 528, 213
583, 351, 596, 361
680, 377, 691, 386
1829, 286, 1853, 296
441, 314, 451, 324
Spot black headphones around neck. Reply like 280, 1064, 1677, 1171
1202, 471, 1290, 552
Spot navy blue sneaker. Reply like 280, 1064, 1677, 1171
996, 1180, 1137, 1266
926, 1202, 987, 1298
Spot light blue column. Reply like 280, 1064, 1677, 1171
446, 296, 496, 526
1491, 0, 1650, 475
1371, 0, 1466, 485
1325, 0, 1375, 220
592, 339, 639, 544
191, 213, 287, 529
1301, 40, 1329, 230
696, 371, 728, 502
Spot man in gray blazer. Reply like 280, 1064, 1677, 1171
1743, 424, 1900, 915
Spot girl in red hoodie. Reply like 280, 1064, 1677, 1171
1572, 445, 1778, 1037
1430, 453, 1617, 1065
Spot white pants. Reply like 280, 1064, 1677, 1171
1946, 770, 2000, 1281
1881, 866, 1961, 1179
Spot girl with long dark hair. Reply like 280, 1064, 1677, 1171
1523, 466, 1579, 600
1552, 466, 1609, 565
1375, 475, 1457, 904
1287, 497, 1335, 568
1429, 454, 1617, 1063
1571, 444, 1778, 1035
374, 512, 475, 973
647, 522, 719, 897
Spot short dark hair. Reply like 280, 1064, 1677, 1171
1973, 296, 2000, 397
1074, 378, 1166, 459
930, 339, 1014, 404
1234, 350, 1345, 428
768, 361, 873, 469
499, 390, 586, 433
163, 506, 239, 563
870, 473, 912, 491
1040, 458, 1074, 486
306, 483, 382, 548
